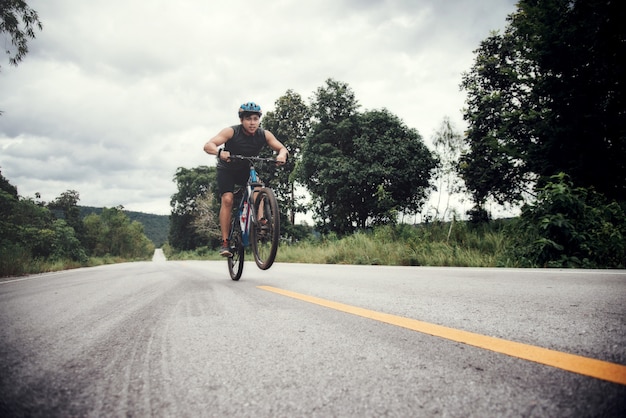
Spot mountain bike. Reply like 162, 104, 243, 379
226, 155, 281, 281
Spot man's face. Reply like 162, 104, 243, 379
241, 114, 260, 135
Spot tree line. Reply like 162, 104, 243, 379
0, 175, 156, 277
79, 206, 169, 248
170, 0, 625, 267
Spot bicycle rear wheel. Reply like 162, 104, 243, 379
251, 188, 280, 270
227, 218, 245, 281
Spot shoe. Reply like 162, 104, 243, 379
219, 240, 232, 257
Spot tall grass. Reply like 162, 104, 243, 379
1, 252, 154, 278
277, 221, 515, 267
161, 221, 515, 267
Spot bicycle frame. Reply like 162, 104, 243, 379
236, 164, 263, 247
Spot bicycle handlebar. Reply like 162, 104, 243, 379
229, 155, 277, 163
228, 154, 287, 166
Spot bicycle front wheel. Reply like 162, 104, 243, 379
227, 219, 245, 281
251, 188, 280, 270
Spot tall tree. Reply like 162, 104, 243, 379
297, 79, 437, 234
258, 90, 311, 226
0, 168, 18, 197
431, 117, 466, 220
83, 207, 154, 258
460, 0, 626, 207
296, 79, 361, 234
48, 190, 85, 243
1, 0, 42, 70
354, 109, 437, 226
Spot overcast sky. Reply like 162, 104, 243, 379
1, 0, 517, 218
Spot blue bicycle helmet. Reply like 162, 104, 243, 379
238, 101, 262, 118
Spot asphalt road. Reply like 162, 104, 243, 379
1, 250, 625, 417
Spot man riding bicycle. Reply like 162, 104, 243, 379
204, 102, 288, 257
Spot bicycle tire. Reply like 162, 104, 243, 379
227, 218, 245, 281
251, 187, 280, 270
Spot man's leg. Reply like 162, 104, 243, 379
252, 181, 266, 223
219, 192, 234, 256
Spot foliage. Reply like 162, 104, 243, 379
297, 78, 437, 235
460, 0, 626, 207
0, 0, 42, 70
169, 166, 217, 250
258, 89, 311, 227
1, 178, 56, 261
83, 207, 155, 259
505, 173, 626, 268
48, 190, 86, 245
466, 205, 491, 225
80, 206, 169, 247
50, 219, 87, 262
1, 171, 156, 277
0, 169, 18, 195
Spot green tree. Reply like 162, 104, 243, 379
355, 109, 437, 225
50, 219, 87, 262
1, 0, 42, 69
84, 207, 154, 258
0, 169, 20, 249
296, 79, 361, 234
460, 0, 626, 207
0, 171, 73, 273
0, 168, 18, 196
297, 79, 437, 235
125, 220, 155, 259
101, 206, 131, 256
83, 212, 107, 256
48, 190, 85, 244
169, 166, 217, 250
0, 170, 55, 259
259, 90, 311, 227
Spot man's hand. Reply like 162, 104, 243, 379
276, 150, 288, 165
218, 149, 231, 162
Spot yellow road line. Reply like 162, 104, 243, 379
258, 285, 626, 386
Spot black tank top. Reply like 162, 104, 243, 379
218, 125, 267, 169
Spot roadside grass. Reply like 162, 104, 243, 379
163, 221, 516, 267
1, 254, 154, 278
276, 222, 514, 267
2, 221, 515, 278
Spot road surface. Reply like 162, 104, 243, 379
1, 250, 625, 416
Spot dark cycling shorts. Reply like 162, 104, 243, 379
217, 166, 249, 196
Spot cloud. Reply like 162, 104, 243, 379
1, 0, 517, 215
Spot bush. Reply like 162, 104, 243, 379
505, 173, 626, 268
0, 243, 31, 277
51, 219, 88, 262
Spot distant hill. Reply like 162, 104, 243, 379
79, 206, 169, 248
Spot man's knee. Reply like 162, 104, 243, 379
221, 192, 234, 208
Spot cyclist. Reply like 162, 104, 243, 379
204, 101, 288, 257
